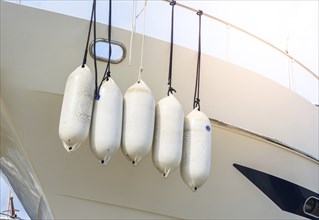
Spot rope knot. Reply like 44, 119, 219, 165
170, 0, 176, 6
197, 10, 203, 16
167, 86, 176, 96
193, 98, 200, 110
95, 93, 100, 100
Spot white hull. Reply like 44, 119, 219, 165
1, 2, 318, 219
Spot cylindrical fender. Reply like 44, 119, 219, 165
122, 80, 155, 166
59, 65, 95, 152
152, 94, 184, 178
180, 108, 211, 192
90, 78, 123, 165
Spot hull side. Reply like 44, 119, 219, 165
1, 2, 318, 219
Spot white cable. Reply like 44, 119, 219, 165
138, 0, 147, 82
129, 0, 137, 67
286, 36, 295, 91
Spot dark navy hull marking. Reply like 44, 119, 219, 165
233, 163, 319, 219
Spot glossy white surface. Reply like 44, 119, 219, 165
122, 80, 155, 166
181, 109, 211, 191
1, 2, 318, 219
90, 78, 123, 165
59, 65, 95, 152
153, 95, 184, 178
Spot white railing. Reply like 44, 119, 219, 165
161, 0, 318, 104
11, 0, 319, 104
166, 0, 318, 81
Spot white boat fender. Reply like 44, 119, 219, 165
180, 108, 211, 192
90, 78, 123, 165
58, 65, 95, 152
152, 94, 184, 178
122, 80, 155, 166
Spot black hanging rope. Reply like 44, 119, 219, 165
106, 0, 112, 80
102, 0, 112, 82
167, 0, 176, 96
95, 0, 112, 99
81, 0, 95, 68
193, 10, 203, 110
93, 0, 99, 100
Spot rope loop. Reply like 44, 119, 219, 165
197, 10, 203, 16
193, 98, 200, 110
170, 0, 176, 6
167, 87, 176, 96
106, 70, 111, 80
167, 0, 176, 95
193, 8, 203, 110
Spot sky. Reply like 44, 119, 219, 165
0, 173, 30, 219
1, 0, 318, 218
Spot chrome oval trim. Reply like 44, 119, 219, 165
304, 196, 319, 218
89, 38, 126, 64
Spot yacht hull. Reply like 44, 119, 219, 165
1, 2, 318, 219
